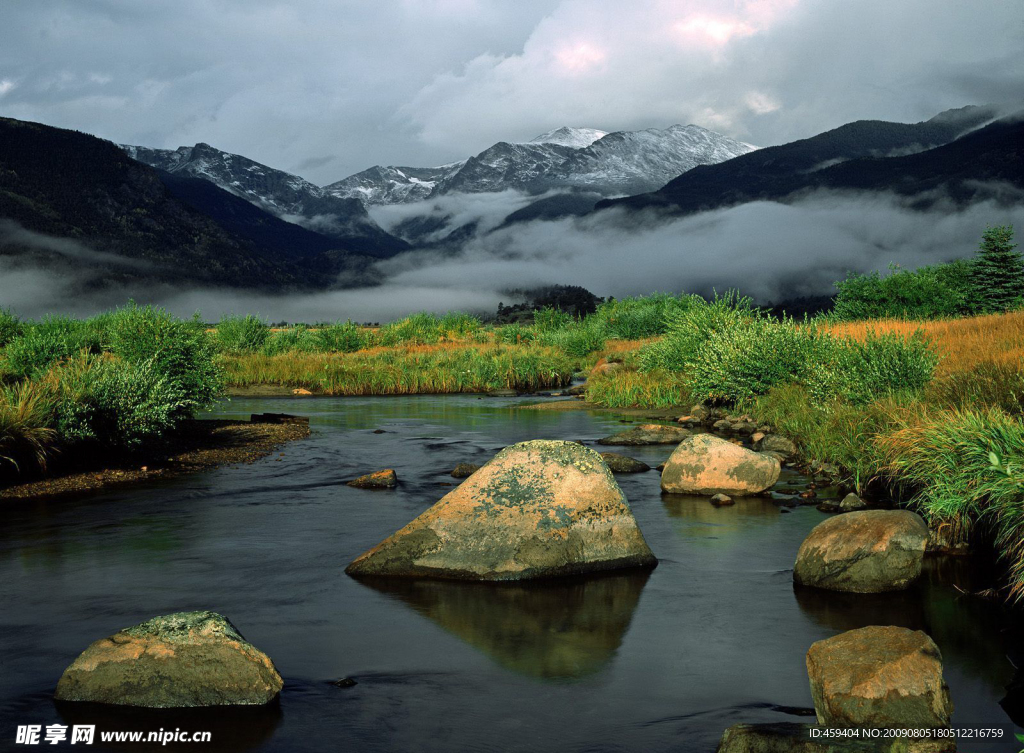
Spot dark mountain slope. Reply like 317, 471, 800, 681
123, 142, 408, 258
0, 117, 381, 289
597, 105, 1001, 215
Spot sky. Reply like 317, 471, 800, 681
1, 0, 1022, 185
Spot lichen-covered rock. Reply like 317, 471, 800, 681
348, 469, 398, 489
599, 452, 651, 473
755, 434, 798, 459
451, 463, 481, 479
716, 723, 881, 752
794, 510, 928, 593
346, 440, 657, 581
54, 611, 282, 707
661, 434, 780, 495
597, 423, 691, 446
806, 626, 953, 731
839, 493, 867, 512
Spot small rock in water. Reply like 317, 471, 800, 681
730, 421, 757, 436
838, 492, 867, 512
451, 463, 481, 479
597, 424, 691, 446
372, 429, 386, 434
599, 453, 651, 474
347, 469, 398, 489
712, 419, 731, 432
292, 388, 313, 395
330, 678, 358, 688
567, 383, 588, 396
750, 431, 766, 444
486, 389, 518, 397
710, 493, 734, 507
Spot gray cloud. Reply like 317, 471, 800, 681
1, 1, 1020, 185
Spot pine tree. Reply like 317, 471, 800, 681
971, 225, 1022, 313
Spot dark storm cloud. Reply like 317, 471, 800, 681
1, 1, 1021, 186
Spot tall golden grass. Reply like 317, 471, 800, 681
824, 310, 1024, 377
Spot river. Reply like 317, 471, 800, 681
1, 395, 1021, 751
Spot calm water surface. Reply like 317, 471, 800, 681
1, 395, 1022, 752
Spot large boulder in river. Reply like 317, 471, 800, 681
661, 434, 780, 495
54, 611, 282, 707
807, 626, 953, 730
346, 440, 657, 581
597, 423, 691, 446
794, 510, 928, 593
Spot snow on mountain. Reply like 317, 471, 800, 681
326, 124, 757, 204
324, 162, 465, 205
528, 127, 608, 149
120, 142, 399, 247
551, 124, 758, 195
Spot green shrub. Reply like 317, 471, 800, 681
216, 315, 270, 353
497, 323, 537, 345
594, 294, 694, 339
54, 356, 188, 449
806, 331, 938, 406
2, 316, 101, 377
637, 292, 759, 373
0, 308, 21, 349
540, 319, 607, 358
684, 317, 824, 403
0, 378, 58, 472
311, 321, 366, 353
533, 307, 574, 332
831, 261, 974, 320
102, 304, 222, 414
262, 325, 318, 355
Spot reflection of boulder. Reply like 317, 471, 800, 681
346, 440, 656, 580
55, 701, 281, 753
662, 494, 781, 536
355, 571, 650, 680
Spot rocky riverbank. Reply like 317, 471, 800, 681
1, 418, 310, 503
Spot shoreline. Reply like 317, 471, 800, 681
1, 418, 311, 503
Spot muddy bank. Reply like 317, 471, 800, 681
1, 419, 310, 503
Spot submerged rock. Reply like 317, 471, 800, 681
599, 452, 651, 473
54, 611, 282, 708
451, 463, 481, 479
346, 440, 657, 581
806, 626, 953, 731
661, 434, 780, 495
348, 469, 398, 489
794, 510, 928, 593
597, 423, 691, 446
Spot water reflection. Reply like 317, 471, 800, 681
354, 571, 651, 681
55, 700, 282, 752
661, 494, 782, 544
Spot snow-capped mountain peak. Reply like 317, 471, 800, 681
527, 127, 608, 149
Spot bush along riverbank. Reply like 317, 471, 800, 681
0, 304, 228, 488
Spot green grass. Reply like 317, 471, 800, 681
223, 343, 575, 395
